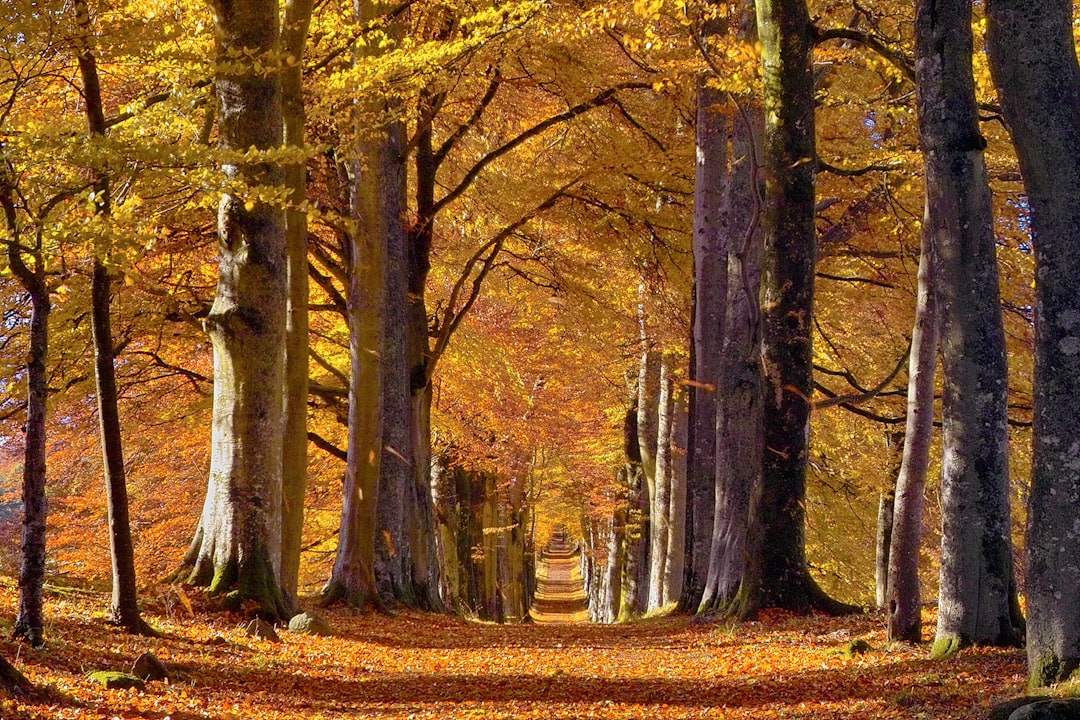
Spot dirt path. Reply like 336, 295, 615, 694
530, 530, 588, 622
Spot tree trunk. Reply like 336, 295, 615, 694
914, 0, 1022, 658
181, 0, 290, 621
699, 97, 765, 615
664, 391, 687, 605
375, 116, 412, 607
735, 0, 847, 617
619, 404, 648, 621
875, 430, 903, 611
604, 497, 626, 623
984, 0, 1080, 685
74, 0, 149, 635
322, 117, 394, 612
279, 0, 314, 609
648, 354, 674, 611
2, 185, 49, 646
681, 76, 727, 612
886, 235, 938, 642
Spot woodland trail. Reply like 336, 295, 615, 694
530, 527, 589, 623
0, 583, 1027, 720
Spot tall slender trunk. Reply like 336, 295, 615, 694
984, 0, 1080, 685
1, 186, 49, 647
875, 429, 903, 611
699, 96, 765, 614
181, 0, 290, 621
915, 0, 1022, 658
279, 0, 314, 608
648, 355, 674, 610
664, 391, 687, 605
74, 0, 148, 634
604, 496, 626, 623
619, 404, 648, 620
375, 116, 412, 606
887, 239, 938, 642
682, 75, 727, 612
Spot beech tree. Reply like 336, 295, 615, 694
914, 0, 1022, 658
178, 0, 292, 620
74, 0, 151, 635
985, 0, 1080, 686
732, 0, 842, 617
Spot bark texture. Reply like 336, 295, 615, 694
375, 117, 413, 606
73, 0, 149, 635
886, 234, 938, 642
914, 0, 1022, 658
647, 355, 674, 611
682, 76, 726, 612
735, 0, 842, 617
279, 0, 314, 608
699, 98, 764, 614
985, 0, 1080, 685
1, 184, 49, 646
183, 0, 290, 621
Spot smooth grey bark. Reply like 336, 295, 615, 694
603, 498, 625, 623
664, 391, 687, 605
886, 235, 939, 642
699, 97, 765, 614
375, 116, 413, 606
637, 344, 661, 496
875, 430, 903, 610
74, 0, 150, 633
984, 0, 1080, 686
682, 76, 726, 612
279, 0, 314, 608
648, 354, 675, 611
180, 0, 290, 620
914, 0, 1022, 658
1, 183, 48, 647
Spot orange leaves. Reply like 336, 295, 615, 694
0, 581, 1026, 720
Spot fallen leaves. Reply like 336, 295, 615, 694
0, 581, 1026, 719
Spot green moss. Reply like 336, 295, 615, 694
86, 670, 145, 691
930, 634, 965, 660
844, 638, 872, 659
1030, 653, 1061, 689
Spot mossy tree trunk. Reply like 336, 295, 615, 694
734, 0, 848, 618
985, 0, 1080, 685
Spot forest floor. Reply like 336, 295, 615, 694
0, 576, 1032, 719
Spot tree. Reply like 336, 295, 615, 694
886, 235, 937, 642
985, 0, 1080, 685
1, 180, 49, 647
73, 0, 152, 635
731, 0, 844, 617
280, 0, 315, 608
178, 0, 292, 620
914, 0, 1022, 658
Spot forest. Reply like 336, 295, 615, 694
0, 0, 1078, 716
